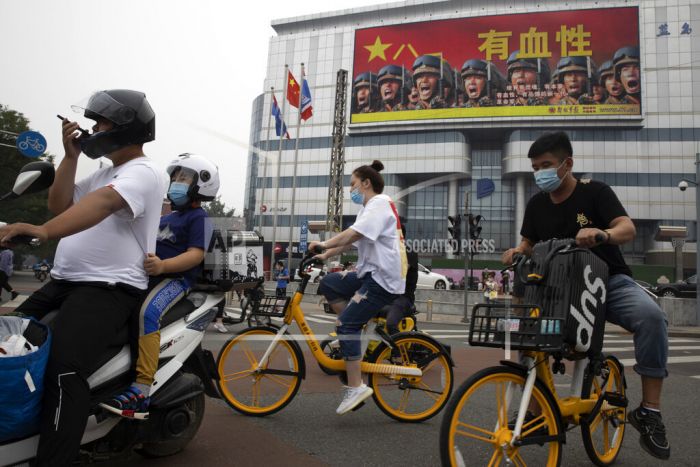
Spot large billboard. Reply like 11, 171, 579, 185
351, 7, 640, 123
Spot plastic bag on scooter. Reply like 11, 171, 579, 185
0, 316, 51, 442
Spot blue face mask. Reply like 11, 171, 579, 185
350, 188, 364, 205
168, 182, 190, 207
534, 160, 568, 193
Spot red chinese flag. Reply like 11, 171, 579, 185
287, 72, 301, 108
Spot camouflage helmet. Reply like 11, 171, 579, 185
598, 60, 615, 85
613, 46, 640, 78
506, 50, 551, 84
353, 71, 378, 90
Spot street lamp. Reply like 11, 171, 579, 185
678, 152, 700, 325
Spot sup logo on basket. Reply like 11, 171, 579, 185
569, 265, 607, 352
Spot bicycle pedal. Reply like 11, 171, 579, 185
351, 401, 366, 412
603, 392, 628, 408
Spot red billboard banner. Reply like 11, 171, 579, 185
351, 7, 640, 123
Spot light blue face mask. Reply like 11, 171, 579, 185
350, 188, 364, 205
534, 160, 568, 193
168, 182, 190, 207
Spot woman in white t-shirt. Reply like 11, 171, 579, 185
311, 160, 407, 415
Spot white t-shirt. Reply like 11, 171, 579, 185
51, 157, 168, 289
350, 194, 407, 295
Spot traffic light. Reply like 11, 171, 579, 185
468, 214, 484, 240
447, 215, 462, 241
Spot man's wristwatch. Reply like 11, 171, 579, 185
603, 229, 612, 244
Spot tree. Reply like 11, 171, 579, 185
203, 196, 236, 218
0, 104, 57, 261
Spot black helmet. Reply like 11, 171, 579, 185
73, 89, 155, 159
377, 64, 408, 85
353, 72, 378, 90
460, 59, 507, 97
556, 56, 588, 76
613, 46, 639, 78
506, 51, 551, 84
598, 60, 615, 85
412, 55, 442, 80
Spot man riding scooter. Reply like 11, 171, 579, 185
0, 89, 167, 466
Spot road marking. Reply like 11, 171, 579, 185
691, 375, 700, 380
619, 356, 700, 366
304, 315, 337, 324
605, 345, 700, 352
428, 334, 469, 339
422, 329, 470, 333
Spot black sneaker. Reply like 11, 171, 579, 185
628, 406, 670, 460
10, 291, 19, 301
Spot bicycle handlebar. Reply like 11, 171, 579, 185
297, 245, 326, 281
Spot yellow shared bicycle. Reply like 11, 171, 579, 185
440, 238, 628, 466
216, 251, 454, 422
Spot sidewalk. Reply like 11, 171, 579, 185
414, 311, 700, 338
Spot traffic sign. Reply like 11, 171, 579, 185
16, 131, 46, 158
300, 220, 308, 252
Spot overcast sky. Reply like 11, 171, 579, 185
0, 0, 388, 213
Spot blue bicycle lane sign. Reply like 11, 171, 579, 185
16, 131, 47, 158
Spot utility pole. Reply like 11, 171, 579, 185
462, 192, 470, 323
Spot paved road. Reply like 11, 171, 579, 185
4, 279, 700, 465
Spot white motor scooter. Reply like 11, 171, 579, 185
0, 162, 254, 465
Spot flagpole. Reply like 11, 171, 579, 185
271, 65, 289, 273
287, 63, 305, 270
258, 86, 274, 234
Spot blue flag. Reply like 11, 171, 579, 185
301, 79, 313, 121
272, 94, 289, 139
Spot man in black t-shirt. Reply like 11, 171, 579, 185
502, 131, 670, 460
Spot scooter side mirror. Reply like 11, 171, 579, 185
1, 161, 55, 200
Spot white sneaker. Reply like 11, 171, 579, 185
214, 322, 228, 333
336, 384, 373, 415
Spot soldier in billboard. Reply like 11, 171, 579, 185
411, 55, 447, 109
407, 84, 420, 109
440, 60, 457, 107
591, 72, 606, 104
553, 56, 596, 105
599, 60, 629, 104
377, 64, 411, 111
459, 59, 505, 108
506, 51, 550, 106
351, 72, 379, 114
613, 46, 641, 105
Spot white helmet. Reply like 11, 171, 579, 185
165, 153, 220, 201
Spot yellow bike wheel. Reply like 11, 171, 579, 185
216, 327, 303, 416
368, 334, 453, 422
581, 356, 627, 466
439, 366, 562, 467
